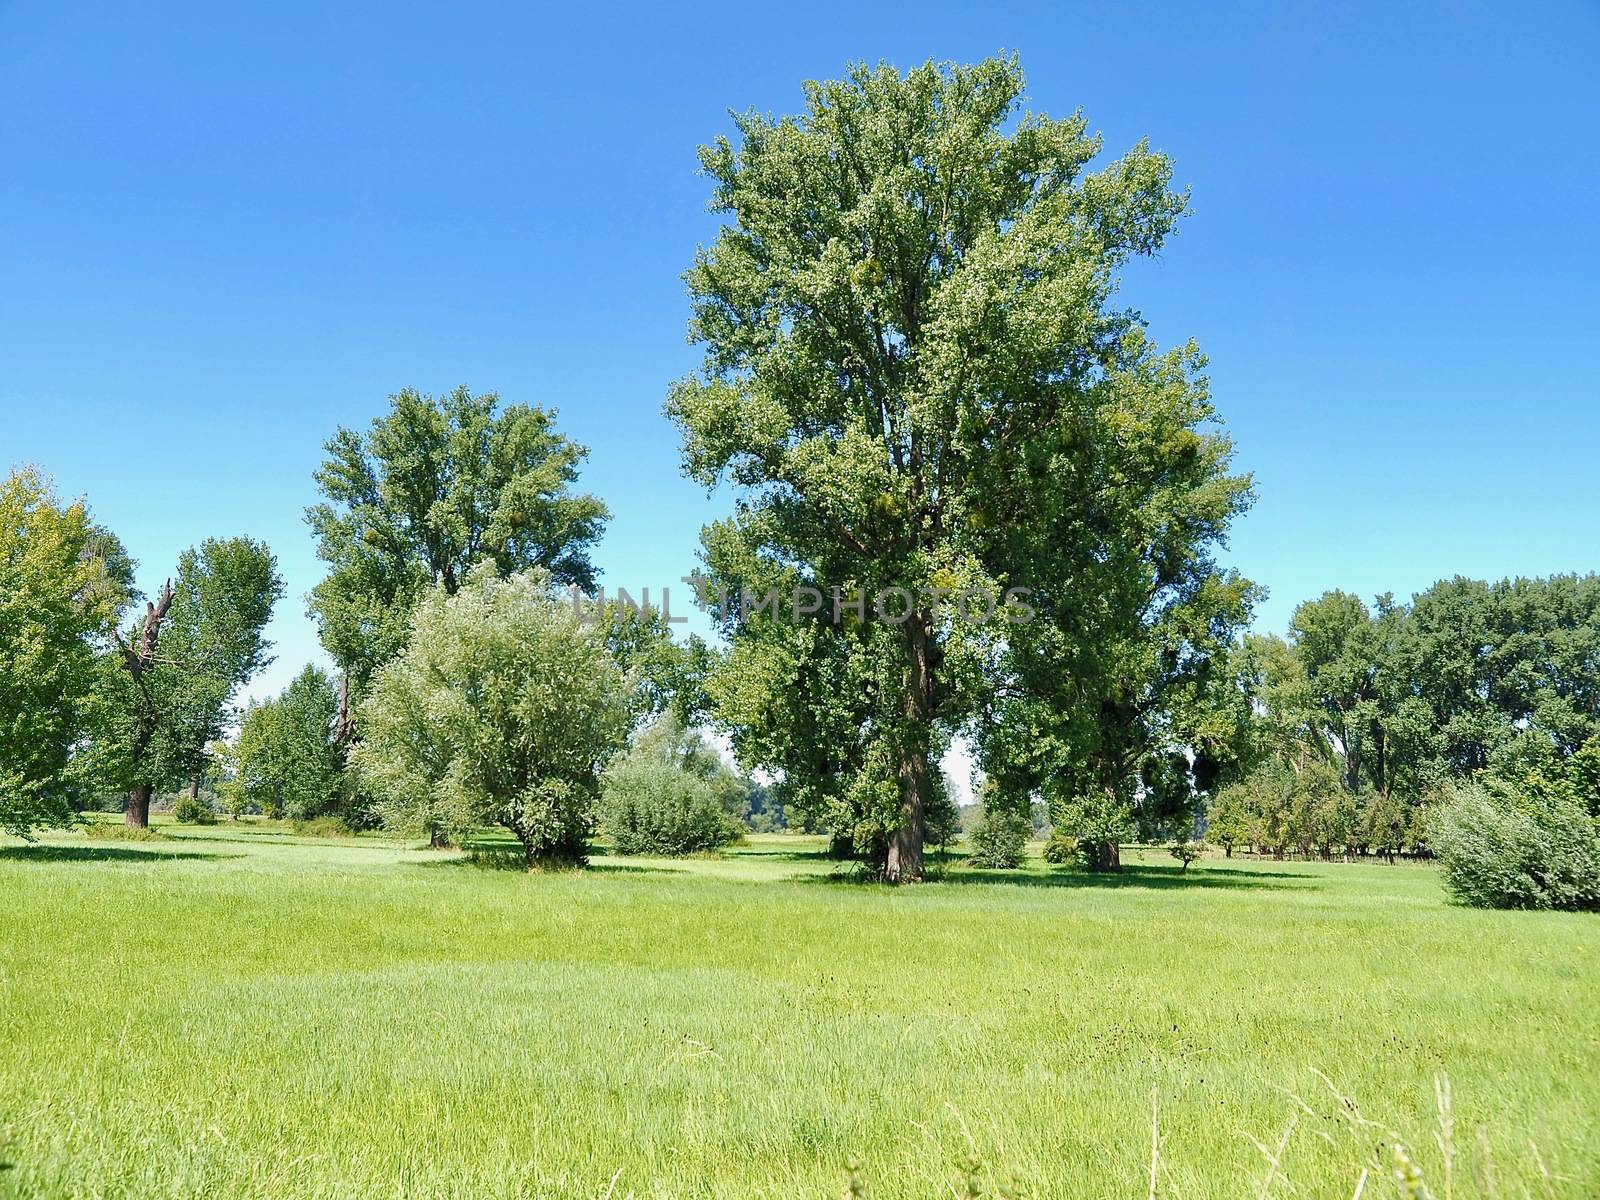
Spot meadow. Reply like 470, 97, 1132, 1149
1, 822, 1597, 1199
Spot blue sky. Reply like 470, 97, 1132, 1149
3, 0, 1598, 706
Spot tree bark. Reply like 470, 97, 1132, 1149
885, 617, 934, 883
188, 774, 200, 801
429, 824, 449, 850
126, 784, 152, 828
1088, 839, 1121, 872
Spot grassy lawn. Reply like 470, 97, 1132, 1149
1, 822, 1597, 1198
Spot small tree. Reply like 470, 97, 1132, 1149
1053, 788, 1137, 872
356, 566, 631, 867
1169, 841, 1204, 872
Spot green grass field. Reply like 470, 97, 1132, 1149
2, 822, 1596, 1198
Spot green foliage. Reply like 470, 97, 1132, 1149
1430, 780, 1600, 911
1222, 576, 1600, 860
600, 715, 745, 856
291, 815, 356, 838
966, 805, 1029, 869
355, 565, 631, 865
88, 537, 281, 805
171, 792, 218, 824
79, 820, 161, 842
669, 56, 1252, 880
1041, 830, 1078, 865
306, 386, 608, 699
602, 761, 738, 858
1170, 840, 1205, 871
1050, 787, 1137, 871
234, 665, 344, 821
1205, 760, 1372, 859
0, 468, 124, 835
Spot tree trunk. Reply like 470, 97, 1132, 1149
429, 824, 449, 850
126, 784, 152, 828
1088, 840, 1121, 872
188, 774, 200, 801
885, 617, 934, 884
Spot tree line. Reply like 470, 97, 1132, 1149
2, 55, 1595, 906
1209, 579, 1600, 854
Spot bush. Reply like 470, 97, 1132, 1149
172, 793, 218, 824
1042, 830, 1078, 865
967, 807, 1030, 869
355, 566, 631, 867
84, 821, 161, 842
291, 815, 355, 838
1430, 781, 1600, 911
602, 754, 742, 856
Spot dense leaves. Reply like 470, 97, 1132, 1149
600, 716, 745, 856
90, 537, 281, 825
233, 666, 344, 821
0, 469, 124, 835
670, 56, 1251, 879
355, 566, 632, 866
307, 387, 608, 700
1431, 779, 1600, 911
1211, 577, 1600, 879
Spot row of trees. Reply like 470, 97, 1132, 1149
4, 57, 1594, 903
1208, 578, 1600, 860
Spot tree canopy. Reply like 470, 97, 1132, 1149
354, 566, 632, 865
669, 56, 1252, 878
0, 469, 125, 835
233, 665, 343, 821
93, 537, 281, 826
306, 386, 609, 703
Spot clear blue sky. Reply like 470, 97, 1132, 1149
3, 0, 1597, 704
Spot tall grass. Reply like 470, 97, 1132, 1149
0, 823, 1595, 1197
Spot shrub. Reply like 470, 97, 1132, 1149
967, 807, 1030, 869
84, 821, 161, 842
602, 753, 741, 856
291, 815, 355, 838
1430, 781, 1600, 911
1041, 831, 1078, 865
172, 793, 218, 824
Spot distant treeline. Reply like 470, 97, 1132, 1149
1207, 575, 1600, 864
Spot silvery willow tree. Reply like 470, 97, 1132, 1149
669, 57, 1253, 880
355, 566, 632, 866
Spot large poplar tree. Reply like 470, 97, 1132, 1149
670, 57, 1253, 880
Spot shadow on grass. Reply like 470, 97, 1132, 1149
584, 862, 688, 877
788, 862, 1318, 892
731, 842, 837, 864
949, 863, 1317, 891
0, 844, 242, 864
